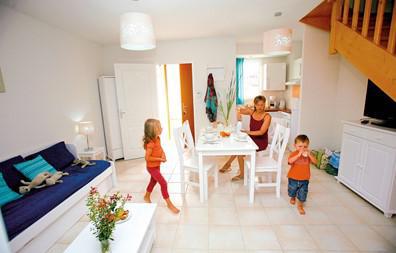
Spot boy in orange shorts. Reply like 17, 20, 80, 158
287, 135, 317, 215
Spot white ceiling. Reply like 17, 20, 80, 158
1, 0, 321, 45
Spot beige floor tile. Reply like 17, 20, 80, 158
46, 243, 69, 253
348, 205, 396, 226
150, 247, 173, 253
307, 192, 343, 207
183, 193, 209, 207
174, 250, 209, 253
338, 224, 396, 252
305, 225, 357, 251
241, 226, 281, 250
209, 207, 240, 225
256, 193, 289, 207
57, 221, 88, 244
320, 206, 364, 225
335, 191, 372, 208
173, 225, 209, 250
234, 193, 262, 208
153, 224, 177, 248
155, 206, 182, 224
208, 193, 235, 208
180, 207, 209, 225
273, 225, 318, 250
370, 225, 396, 247
236, 207, 269, 226
298, 207, 332, 225
265, 207, 302, 225
209, 225, 245, 250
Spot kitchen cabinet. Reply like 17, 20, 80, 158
262, 62, 286, 90
337, 121, 396, 217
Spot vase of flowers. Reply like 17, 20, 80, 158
218, 73, 236, 128
86, 187, 132, 253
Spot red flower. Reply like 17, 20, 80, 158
89, 187, 98, 195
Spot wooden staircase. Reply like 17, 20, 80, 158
301, 0, 396, 101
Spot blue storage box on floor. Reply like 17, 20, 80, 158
329, 152, 340, 169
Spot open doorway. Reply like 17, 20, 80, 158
156, 63, 195, 141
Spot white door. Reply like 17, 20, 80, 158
359, 143, 395, 206
114, 64, 157, 160
338, 133, 364, 187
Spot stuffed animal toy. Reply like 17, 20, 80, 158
19, 172, 51, 194
45, 171, 69, 185
72, 159, 96, 168
19, 171, 70, 194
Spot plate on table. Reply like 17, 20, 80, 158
115, 210, 130, 224
201, 135, 220, 144
233, 132, 248, 142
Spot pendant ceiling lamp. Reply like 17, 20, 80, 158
263, 28, 292, 56
120, 12, 156, 51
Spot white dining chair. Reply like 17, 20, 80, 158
244, 123, 290, 198
173, 123, 218, 199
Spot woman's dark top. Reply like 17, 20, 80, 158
249, 113, 269, 151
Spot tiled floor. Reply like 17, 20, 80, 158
47, 145, 396, 253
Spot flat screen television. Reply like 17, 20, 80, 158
364, 79, 396, 128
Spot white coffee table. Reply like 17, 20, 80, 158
64, 203, 157, 253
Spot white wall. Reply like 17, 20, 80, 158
300, 25, 367, 150
299, 26, 340, 150
103, 37, 236, 137
0, 6, 104, 158
333, 58, 367, 148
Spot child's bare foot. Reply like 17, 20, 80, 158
219, 163, 231, 173
297, 202, 305, 215
290, 197, 296, 205
144, 192, 152, 203
165, 198, 180, 214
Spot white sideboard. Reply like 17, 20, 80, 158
337, 121, 396, 217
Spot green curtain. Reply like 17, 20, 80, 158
236, 58, 244, 105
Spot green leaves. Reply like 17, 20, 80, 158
218, 72, 236, 125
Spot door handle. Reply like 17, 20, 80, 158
119, 110, 126, 118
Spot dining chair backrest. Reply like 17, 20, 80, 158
269, 123, 290, 165
182, 120, 195, 154
173, 126, 186, 166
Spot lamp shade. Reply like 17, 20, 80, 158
78, 121, 95, 135
263, 28, 292, 56
120, 12, 156, 51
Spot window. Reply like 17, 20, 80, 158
243, 58, 262, 100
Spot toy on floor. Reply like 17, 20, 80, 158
72, 159, 96, 168
19, 171, 69, 194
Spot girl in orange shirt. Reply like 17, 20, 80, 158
143, 119, 180, 214
287, 135, 317, 215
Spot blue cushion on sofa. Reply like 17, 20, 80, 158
24, 141, 75, 170
14, 155, 57, 181
0, 172, 22, 207
0, 156, 29, 193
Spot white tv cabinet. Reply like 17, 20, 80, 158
337, 121, 396, 217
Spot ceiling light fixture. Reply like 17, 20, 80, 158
120, 12, 156, 50
263, 28, 292, 56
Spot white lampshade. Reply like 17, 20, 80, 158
263, 28, 292, 56
120, 12, 156, 51
78, 121, 95, 135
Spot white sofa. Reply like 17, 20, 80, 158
1, 143, 117, 253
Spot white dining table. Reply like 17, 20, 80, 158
195, 132, 258, 203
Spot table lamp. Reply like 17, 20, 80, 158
78, 121, 95, 151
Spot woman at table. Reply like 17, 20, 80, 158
219, 95, 271, 181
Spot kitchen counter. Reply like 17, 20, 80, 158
265, 108, 291, 113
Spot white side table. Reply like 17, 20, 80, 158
78, 147, 106, 161
64, 203, 157, 253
